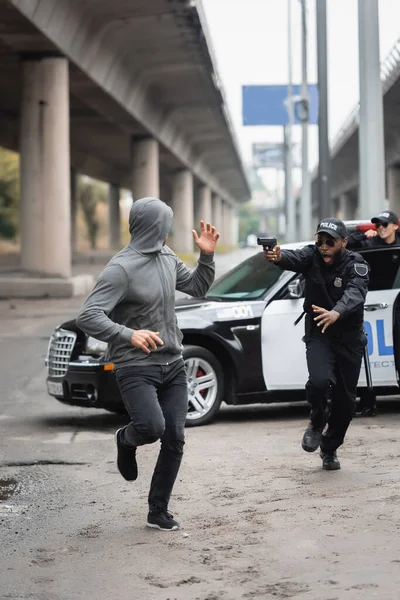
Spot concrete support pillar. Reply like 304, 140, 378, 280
20, 56, 71, 277
222, 201, 232, 246
212, 194, 223, 239
131, 137, 159, 200
171, 170, 194, 254
232, 209, 239, 245
226, 204, 237, 246
70, 167, 78, 254
387, 166, 400, 216
197, 185, 212, 224
108, 183, 121, 249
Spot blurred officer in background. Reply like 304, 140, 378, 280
347, 209, 400, 417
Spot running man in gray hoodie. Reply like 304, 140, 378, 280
76, 197, 219, 530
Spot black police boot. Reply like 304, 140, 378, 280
320, 450, 341, 471
301, 425, 322, 453
355, 390, 377, 418
355, 406, 376, 418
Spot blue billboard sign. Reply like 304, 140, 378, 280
242, 84, 319, 126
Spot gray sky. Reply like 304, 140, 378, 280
201, 0, 400, 173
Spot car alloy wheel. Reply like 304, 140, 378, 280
185, 356, 218, 422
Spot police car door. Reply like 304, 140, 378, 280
358, 247, 400, 387
261, 274, 308, 390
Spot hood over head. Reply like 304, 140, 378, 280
129, 197, 173, 254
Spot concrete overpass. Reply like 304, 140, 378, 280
311, 35, 400, 224
0, 0, 250, 294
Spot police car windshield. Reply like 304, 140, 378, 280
206, 252, 282, 300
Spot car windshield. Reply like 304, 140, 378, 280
205, 251, 282, 300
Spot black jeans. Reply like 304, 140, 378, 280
305, 332, 365, 454
115, 359, 188, 512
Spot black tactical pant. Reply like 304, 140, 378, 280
305, 331, 365, 454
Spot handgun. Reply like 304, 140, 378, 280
257, 237, 277, 250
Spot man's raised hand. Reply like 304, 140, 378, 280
131, 330, 164, 354
312, 305, 340, 333
192, 220, 220, 254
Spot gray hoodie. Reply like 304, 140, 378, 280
76, 197, 215, 368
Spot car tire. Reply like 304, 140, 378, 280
183, 345, 224, 427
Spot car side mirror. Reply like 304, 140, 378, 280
288, 278, 304, 299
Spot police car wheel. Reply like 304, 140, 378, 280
183, 345, 223, 427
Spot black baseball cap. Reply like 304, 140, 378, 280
371, 210, 399, 225
316, 218, 348, 239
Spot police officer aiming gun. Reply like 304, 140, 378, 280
265, 218, 369, 470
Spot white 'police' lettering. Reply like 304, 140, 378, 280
320, 221, 338, 231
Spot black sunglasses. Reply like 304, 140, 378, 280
316, 238, 336, 248
375, 221, 389, 228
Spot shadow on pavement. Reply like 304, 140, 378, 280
215, 401, 310, 424
39, 397, 400, 434
41, 409, 129, 433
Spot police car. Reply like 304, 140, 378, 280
46, 220, 400, 426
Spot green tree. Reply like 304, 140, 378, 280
0, 148, 19, 240
238, 201, 261, 242
246, 166, 267, 192
78, 176, 107, 249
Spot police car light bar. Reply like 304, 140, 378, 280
344, 219, 400, 233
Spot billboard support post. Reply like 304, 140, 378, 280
285, 0, 296, 243
299, 0, 311, 240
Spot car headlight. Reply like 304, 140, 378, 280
85, 336, 108, 356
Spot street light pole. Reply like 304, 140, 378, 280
299, 0, 311, 240
316, 0, 330, 220
358, 0, 385, 219
285, 0, 296, 242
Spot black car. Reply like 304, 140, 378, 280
46, 230, 400, 426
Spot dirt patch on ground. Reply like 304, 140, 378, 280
0, 477, 18, 501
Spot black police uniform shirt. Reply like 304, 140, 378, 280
277, 245, 369, 340
347, 230, 400, 249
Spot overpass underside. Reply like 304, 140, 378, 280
0, 0, 249, 292
312, 42, 400, 225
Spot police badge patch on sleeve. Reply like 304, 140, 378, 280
354, 263, 368, 276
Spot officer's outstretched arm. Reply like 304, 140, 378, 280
332, 261, 369, 318
277, 245, 315, 274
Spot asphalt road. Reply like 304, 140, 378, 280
1, 246, 400, 600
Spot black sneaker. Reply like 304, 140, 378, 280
147, 510, 180, 531
115, 427, 137, 481
301, 426, 322, 452
320, 450, 341, 471
355, 407, 376, 418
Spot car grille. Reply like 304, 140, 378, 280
46, 329, 77, 377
